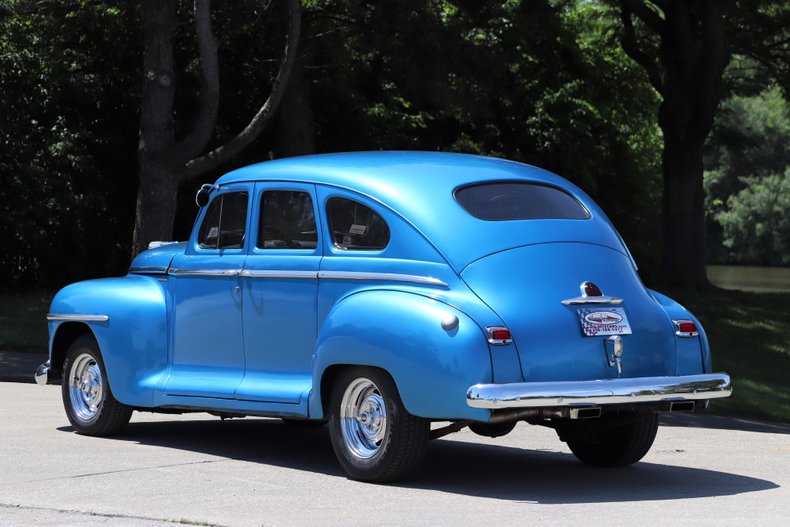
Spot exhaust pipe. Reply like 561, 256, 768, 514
669, 401, 695, 412
569, 407, 602, 419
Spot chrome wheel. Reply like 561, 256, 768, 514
68, 352, 104, 423
340, 377, 388, 459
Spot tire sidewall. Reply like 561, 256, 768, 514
328, 367, 407, 480
61, 335, 113, 435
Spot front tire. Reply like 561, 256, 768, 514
564, 412, 659, 467
328, 368, 429, 482
61, 335, 132, 436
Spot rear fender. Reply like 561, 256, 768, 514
649, 289, 712, 374
309, 290, 492, 421
48, 275, 169, 407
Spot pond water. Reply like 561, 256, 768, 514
707, 265, 790, 293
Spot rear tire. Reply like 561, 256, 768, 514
61, 335, 132, 436
328, 367, 429, 482
565, 413, 659, 467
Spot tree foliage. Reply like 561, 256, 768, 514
716, 171, 790, 266
0, 0, 788, 291
705, 86, 790, 265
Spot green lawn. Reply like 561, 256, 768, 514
0, 290, 51, 353
2, 288, 788, 423
668, 287, 790, 423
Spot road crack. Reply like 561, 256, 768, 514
0, 502, 229, 526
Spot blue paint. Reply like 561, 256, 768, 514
48, 152, 713, 423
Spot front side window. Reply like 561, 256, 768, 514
258, 191, 318, 249
327, 197, 390, 250
455, 182, 590, 221
197, 191, 249, 249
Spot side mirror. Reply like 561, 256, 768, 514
195, 184, 215, 208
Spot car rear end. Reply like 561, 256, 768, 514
451, 181, 731, 422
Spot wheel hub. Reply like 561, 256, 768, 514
340, 378, 388, 460
68, 353, 104, 422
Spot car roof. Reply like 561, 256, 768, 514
216, 152, 625, 271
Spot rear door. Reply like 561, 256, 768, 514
236, 182, 321, 403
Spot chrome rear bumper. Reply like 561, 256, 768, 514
466, 373, 732, 410
34, 360, 51, 386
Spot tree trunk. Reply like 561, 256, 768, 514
276, 50, 315, 157
132, 0, 302, 257
133, 0, 178, 253
660, 140, 707, 287
656, 0, 727, 288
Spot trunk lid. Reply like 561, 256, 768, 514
462, 243, 675, 382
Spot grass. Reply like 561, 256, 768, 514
0, 290, 51, 353
2, 287, 788, 423
668, 287, 790, 423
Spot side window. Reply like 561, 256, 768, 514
258, 191, 318, 249
197, 191, 248, 249
327, 197, 390, 250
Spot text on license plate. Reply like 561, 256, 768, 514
577, 307, 632, 336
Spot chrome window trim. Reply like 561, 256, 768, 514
239, 270, 318, 279
168, 268, 242, 277
46, 314, 110, 322
317, 271, 448, 288
466, 373, 732, 409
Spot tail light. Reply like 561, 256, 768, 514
486, 326, 512, 345
673, 319, 699, 337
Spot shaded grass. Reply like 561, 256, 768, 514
1, 288, 788, 422
0, 290, 51, 353
668, 287, 790, 423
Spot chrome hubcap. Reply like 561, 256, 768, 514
68, 353, 103, 422
340, 378, 388, 459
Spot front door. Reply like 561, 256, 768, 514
165, 184, 250, 399
235, 182, 321, 403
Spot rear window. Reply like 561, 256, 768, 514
455, 182, 590, 221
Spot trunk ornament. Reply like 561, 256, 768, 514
561, 281, 624, 305
605, 335, 624, 377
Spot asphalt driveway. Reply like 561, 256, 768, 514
0, 382, 787, 526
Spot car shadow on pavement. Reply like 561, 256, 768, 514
411, 439, 779, 504
660, 413, 790, 435
57, 416, 778, 503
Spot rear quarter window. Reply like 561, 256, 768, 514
327, 197, 390, 250
455, 182, 590, 221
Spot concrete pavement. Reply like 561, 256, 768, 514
1, 382, 788, 526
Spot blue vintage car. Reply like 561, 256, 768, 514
36, 152, 731, 481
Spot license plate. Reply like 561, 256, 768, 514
577, 307, 632, 336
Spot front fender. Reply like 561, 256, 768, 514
49, 274, 169, 407
649, 289, 712, 374
309, 290, 492, 421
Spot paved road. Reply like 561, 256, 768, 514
1, 383, 788, 527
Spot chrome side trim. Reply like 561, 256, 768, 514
168, 268, 242, 277
561, 295, 623, 305
34, 360, 51, 386
46, 314, 110, 322
466, 373, 732, 409
129, 266, 169, 274
239, 270, 318, 279
318, 271, 448, 288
